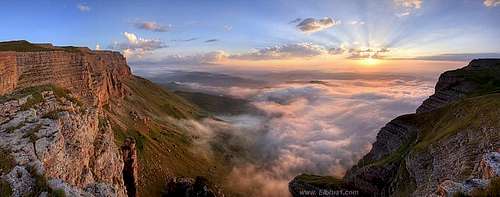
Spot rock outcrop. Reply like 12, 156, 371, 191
121, 138, 138, 197
0, 41, 133, 197
162, 176, 223, 197
416, 59, 500, 113
0, 90, 126, 196
343, 115, 417, 194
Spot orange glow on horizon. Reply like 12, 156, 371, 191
359, 57, 381, 66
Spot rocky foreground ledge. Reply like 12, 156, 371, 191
289, 59, 500, 197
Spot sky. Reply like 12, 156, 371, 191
1, 0, 500, 74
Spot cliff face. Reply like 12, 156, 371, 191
1, 41, 222, 197
290, 59, 500, 197
417, 59, 500, 113
0, 41, 132, 196
0, 89, 127, 196
0, 41, 131, 107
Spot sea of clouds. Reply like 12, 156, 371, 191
167, 75, 434, 197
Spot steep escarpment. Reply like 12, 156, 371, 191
290, 59, 500, 196
0, 40, 133, 196
0, 40, 131, 106
1, 41, 224, 197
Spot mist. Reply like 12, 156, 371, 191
161, 72, 435, 197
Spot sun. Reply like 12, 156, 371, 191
360, 57, 380, 66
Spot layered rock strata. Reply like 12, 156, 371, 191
0, 45, 131, 107
0, 41, 134, 196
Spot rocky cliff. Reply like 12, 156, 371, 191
0, 41, 134, 196
289, 59, 500, 197
0, 40, 131, 107
0, 41, 228, 197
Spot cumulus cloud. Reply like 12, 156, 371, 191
180, 76, 434, 196
231, 43, 329, 60
77, 3, 90, 12
394, 0, 422, 16
484, 0, 500, 7
134, 21, 171, 32
110, 32, 166, 58
296, 17, 339, 33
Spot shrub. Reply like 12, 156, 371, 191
0, 149, 15, 173
0, 179, 12, 197
471, 177, 500, 197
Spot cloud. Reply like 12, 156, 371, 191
484, 0, 500, 7
409, 53, 500, 61
394, 0, 422, 9
77, 3, 90, 12
348, 48, 391, 59
296, 17, 339, 33
289, 18, 302, 24
394, 0, 422, 16
139, 51, 229, 65
179, 76, 434, 196
328, 47, 346, 55
224, 25, 233, 31
134, 42, 348, 64
110, 32, 166, 58
205, 39, 219, 43
134, 21, 170, 32
231, 43, 330, 60
348, 20, 365, 25
171, 38, 198, 42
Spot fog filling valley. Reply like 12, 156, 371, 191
146, 71, 435, 196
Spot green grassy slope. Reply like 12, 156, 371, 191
173, 90, 261, 116
0, 40, 88, 52
104, 76, 232, 196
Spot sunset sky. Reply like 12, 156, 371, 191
1, 0, 500, 73
2, 1, 500, 195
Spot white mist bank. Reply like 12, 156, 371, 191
165, 73, 435, 197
